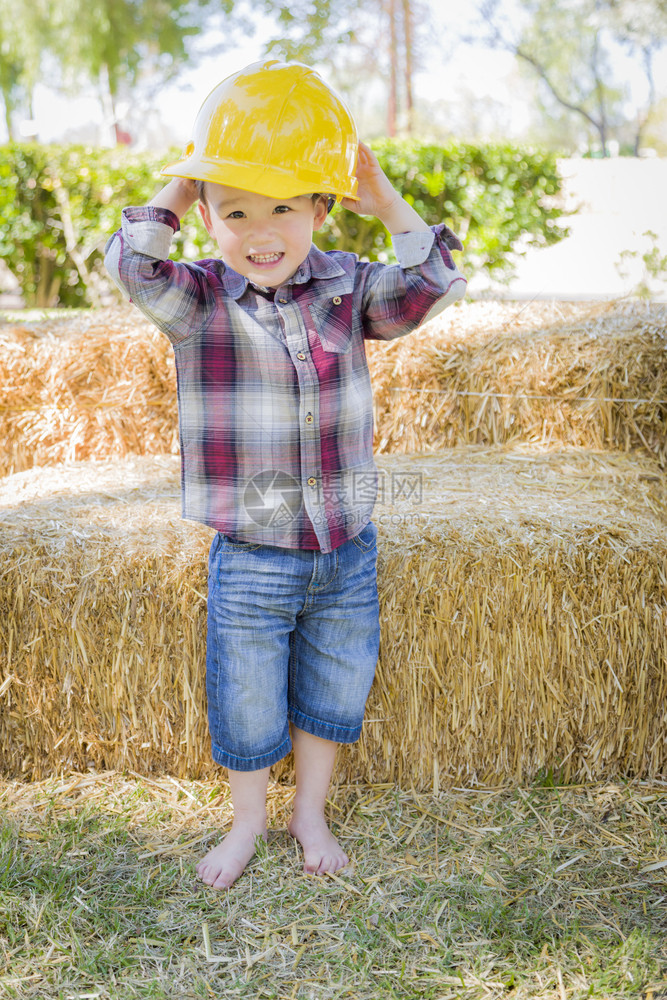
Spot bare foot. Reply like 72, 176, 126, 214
196, 821, 266, 889
288, 813, 349, 875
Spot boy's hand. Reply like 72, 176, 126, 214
340, 141, 430, 235
340, 142, 399, 218
150, 178, 199, 220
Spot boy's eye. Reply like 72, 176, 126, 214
227, 210, 245, 219
273, 205, 291, 214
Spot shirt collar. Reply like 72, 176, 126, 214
218, 265, 248, 301
290, 243, 347, 284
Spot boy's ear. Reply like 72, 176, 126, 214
312, 195, 328, 232
198, 200, 214, 236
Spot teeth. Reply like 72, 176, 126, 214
249, 252, 282, 263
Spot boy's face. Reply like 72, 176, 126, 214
198, 184, 328, 288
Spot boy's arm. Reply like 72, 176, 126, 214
105, 178, 214, 344
149, 178, 200, 220
340, 141, 430, 235
340, 141, 466, 337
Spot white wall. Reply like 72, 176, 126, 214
468, 157, 667, 301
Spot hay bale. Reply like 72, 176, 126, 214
368, 299, 667, 462
2, 449, 665, 788
367, 447, 667, 788
3, 300, 667, 475
0, 307, 178, 476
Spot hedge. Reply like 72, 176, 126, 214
0, 141, 568, 307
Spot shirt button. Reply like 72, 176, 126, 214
305, 413, 314, 424
296, 352, 306, 361
307, 477, 317, 487
278, 298, 287, 304
332, 295, 342, 305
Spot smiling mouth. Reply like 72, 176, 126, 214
247, 252, 284, 265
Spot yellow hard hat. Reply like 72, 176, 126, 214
162, 60, 359, 202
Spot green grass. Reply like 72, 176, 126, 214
1, 774, 666, 999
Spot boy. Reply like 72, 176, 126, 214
105, 60, 466, 889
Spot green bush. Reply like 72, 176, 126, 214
0, 141, 568, 307
0, 144, 168, 307
318, 140, 567, 276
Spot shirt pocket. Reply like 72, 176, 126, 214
308, 294, 356, 354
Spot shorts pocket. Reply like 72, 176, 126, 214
220, 535, 262, 552
352, 521, 378, 552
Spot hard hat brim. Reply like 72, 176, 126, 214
161, 155, 359, 202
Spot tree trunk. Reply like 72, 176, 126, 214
402, 0, 414, 135
99, 63, 118, 146
1, 87, 15, 141
633, 44, 656, 156
591, 30, 609, 156
53, 180, 102, 307
35, 250, 60, 308
387, 0, 398, 136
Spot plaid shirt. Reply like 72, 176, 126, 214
105, 206, 466, 552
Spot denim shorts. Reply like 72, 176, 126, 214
205, 521, 380, 772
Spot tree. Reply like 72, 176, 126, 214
261, 0, 424, 136
605, 0, 667, 152
0, 0, 235, 142
386, 0, 416, 135
0, 0, 46, 139
0, 26, 24, 140
65, 0, 237, 120
477, 0, 667, 155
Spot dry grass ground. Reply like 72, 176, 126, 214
1, 772, 666, 1000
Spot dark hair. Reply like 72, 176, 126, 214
196, 183, 330, 213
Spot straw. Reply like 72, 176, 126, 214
2, 447, 665, 788
3, 300, 667, 476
